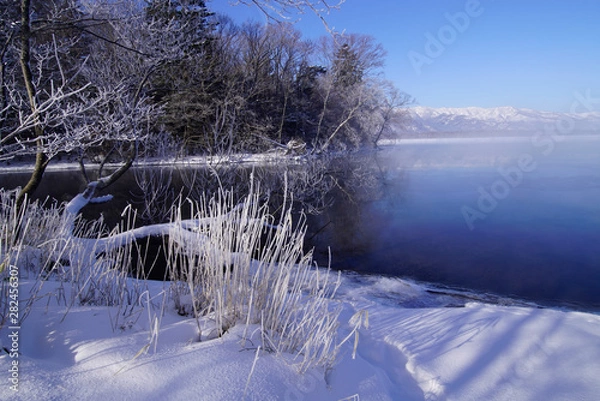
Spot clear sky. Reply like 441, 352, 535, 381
210, 0, 600, 113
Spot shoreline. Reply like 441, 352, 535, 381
2, 134, 600, 174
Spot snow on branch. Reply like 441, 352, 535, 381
235, 0, 345, 32
61, 181, 256, 266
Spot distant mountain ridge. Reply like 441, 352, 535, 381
400, 106, 600, 137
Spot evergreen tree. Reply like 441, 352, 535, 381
332, 43, 362, 87
145, 0, 215, 56
144, 0, 219, 147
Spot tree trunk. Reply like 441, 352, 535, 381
16, 0, 49, 209
0, 32, 13, 117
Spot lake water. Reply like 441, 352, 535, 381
2, 136, 599, 310
306, 137, 600, 310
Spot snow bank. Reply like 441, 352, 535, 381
2, 275, 600, 401
362, 302, 600, 401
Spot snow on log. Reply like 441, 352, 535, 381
59, 183, 261, 272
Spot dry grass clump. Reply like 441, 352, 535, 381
1, 183, 344, 372
167, 184, 342, 372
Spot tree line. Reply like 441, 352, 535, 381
0, 0, 410, 204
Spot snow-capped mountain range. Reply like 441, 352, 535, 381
401, 106, 600, 137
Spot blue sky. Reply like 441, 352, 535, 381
210, 1, 600, 112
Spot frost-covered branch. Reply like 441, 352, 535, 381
235, 0, 345, 32
61, 180, 249, 258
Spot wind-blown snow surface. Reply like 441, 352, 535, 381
2, 274, 600, 400
403, 106, 600, 137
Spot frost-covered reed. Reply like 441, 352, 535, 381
1, 181, 345, 372
166, 184, 342, 372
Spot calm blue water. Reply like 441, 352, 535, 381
317, 137, 600, 310
3, 136, 599, 309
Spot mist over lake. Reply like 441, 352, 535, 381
2, 136, 599, 310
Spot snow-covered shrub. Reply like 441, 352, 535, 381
166, 184, 343, 372
0, 188, 147, 329
1, 182, 345, 371
0, 189, 64, 269
54, 204, 154, 333
0, 188, 68, 326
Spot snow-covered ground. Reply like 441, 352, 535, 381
2, 134, 600, 400
2, 273, 600, 401
0, 149, 307, 174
